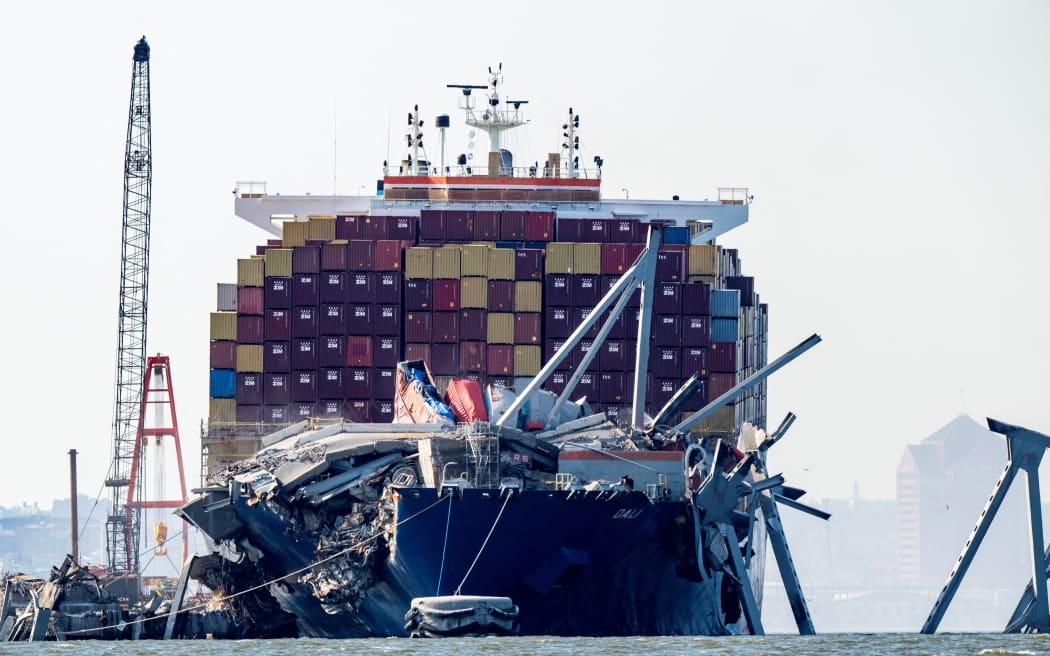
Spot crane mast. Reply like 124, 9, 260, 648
105, 36, 152, 579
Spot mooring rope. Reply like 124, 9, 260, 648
435, 494, 453, 595
453, 492, 512, 596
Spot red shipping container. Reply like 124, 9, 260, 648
572, 339, 596, 369
405, 279, 433, 310
600, 340, 627, 371
374, 240, 404, 271
707, 341, 738, 373
346, 399, 372, 422
487, 280, 515, 312
347, 272, 376, 303
347, 303, 373, 336
626, 242, 645, 262
318, 400, 345, 419
237, 287, 264, 315
373, 399, 395, 422
514, 249, 543, 280
320, 272, 348, 303
433, 279, 461, 310
526, 211, 555, 242
654, 282, 682, 314
236, 404, 263, 423
432, 312, 460, 343
405, 311, 432, 343
500, 211, 528, 240
321, 241, 349, 271
346, 367, 372, 399
289, 401, 317, 420
292, 246, 321, 274
373, 368, 396, 399
459, 341, 487, 373
611, 219, 642, 243
656, 247, 686, 282
445, 379, 488, 422
600, 243, 629, 275
292, 338, 318, 370
210, 340, 237, 369
264, 308, 291, 341
653, 314, 681, 346
574, 307, 600, 339
292, 273, 319, 306
264, 340, 290, 372
346, 336, 373, 367
292, 306, 318, 338
682, 347, 707, 378
292, 371, 318, 402
573, 275, 601, 307
335, 215, 365, 240
708, 372, 736, 400
319, 367, 345, 400
264, 276, 292, 309
429, 343, 459, 375
375, 272, 403, 304
473, 211, 500, 240
405, 343, 430, 363
319, 303, 346, 336
544, 274, 573, 306
360, 215, 388, 241
386, 215, 417, 240
236, 373, 263, 404
682, 315, 712, 347
419, 209, 446, 241
487, 345, 514, 376
349, 240, 375, 271
237, 315, 263, 344
373, 336, 400, 368
460, 309, 487, 342
599, 372, 626, 404
514, 313, 541, 344
446, 210, 474, 241
544, 338, 571, 371
264, 373, 290, 405
649, 346, 681, 379
318, 336, 344, 367
374, 304, 401, 336
546, 307, 572, 339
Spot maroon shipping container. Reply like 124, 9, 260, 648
459, 309, 487, 342
653, 314, 681, 346
335, 215, 365, 240
374, 240, 403, 271
319, 272, 348, 303
575, 307, 600, 339
405, 279, 433, 310
429, 343, 459, 376
682, 347, 707, 378
264, 309, 291, 341
405, 343, 430, 363
486, 344, 514, 376
347, 272, 376, 303
264, 341, 290, 372
707, 341, 738, 373
571, 339, 596, 369
682, 379, 708, 411
581, 219, 610, 242
292, 306, 318, 338
318, 336, 344, 367
649, 346, 681, 379
682, 315, 712, 347
473, 211, 500, 240
652, 378, 680, 411
611, 219, 642, 243
487, 280, 514, 312
681, 282, 712, 316
575, 372, 598, 402
289, 402, 317, 420
292, 246, 320, 274
601, 275, 641, 308
386, 215, 417, 241
321, 241, 349, 271
544, 274, 573, 306
514, 249, 543, 280
374, 304, 401, 336
600, 243, 629, 275
405, 311, 432, 343
419, 209, 446, 241
346, 367, 371, 399
264, 373, 290, 405
373, 368, 396, 398
237, 315, 263, 344
514, 313, 541, 344
432, 279, 461, 311
556, 217, 582, 242
373, 399, 395, 422
544, 338, 571, 371
545, 306, 572, 339
292, 338, 318, 370
373, 336, 400, 368
375, 272, 402, 304
708, 372, 736, 400
446, 210, 473, 241
319, 367, 344, 400
500, 211, 528, 241
654, 282, 682, 315
291, 371, 318, 402
526, 211, 555, 242
573, 274, 601, 307
266, 405, 291, 423
432, 312, 460, 343
236, 404, 264, 423
599, 372, 626, 404
236, 373, 263, 405
346, 336, 373, 367
602, 308, 627, 339
319, 303, 346, 335
210, 340, 236, 370
292, 273, 319, 306
317, 400, 345, 420
237, 287, 264, 315
346, 303, 372, 336
264, 276, 292, 309
346, 399, 372, 422
459, 341, 486, 373
545, 371, 568, 395
360, 215, 388, 241
600, 340, 627, 371
347, 240, 375, 272
656, 248, 686, 282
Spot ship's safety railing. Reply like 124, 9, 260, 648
383, 164, 602, 180
645, 473, 670, 501
554, 473, 574, 491
234, 181, 267, 199
717, 187, 751, 205
459, 423, 501, 489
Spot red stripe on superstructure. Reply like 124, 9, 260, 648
558, 450, 684, 461
384, 175, 601, 188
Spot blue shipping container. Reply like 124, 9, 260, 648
710, 289, 741, 318
210, 369, 236, 398
711, 318, 740, 342
663, 226, 691, 245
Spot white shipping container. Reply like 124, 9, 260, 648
217, 283, 238, 311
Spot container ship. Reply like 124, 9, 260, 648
184, 67, 794, 638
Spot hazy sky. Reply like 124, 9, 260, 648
0, 1, 1047, 509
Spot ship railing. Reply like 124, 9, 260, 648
717, 187, 751, 205
234, 181, 267, 198
383, 164, 602, 180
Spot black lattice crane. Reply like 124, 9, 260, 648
104, 36, 152, 582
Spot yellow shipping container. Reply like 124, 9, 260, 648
487, 313, 515, 344
545, 242, 574, 274
265, 248, 293, 277
433, 246, 462, 279
572, 243, 602, 275
514, 281, 542, 312
210, 312, 237, 340
405, 247, 434, 279
488, 248, 515, 280
236, 344, 264, 372
308, 216, 336, 241
514, 346, 541, 376
688, 244, 721, 276
460, 276, 488, 308
282, 220, 309, 248
208, 398, 236, 423
237, 258, 265, 287
460, 244, 489, 277
683, 405, 736, 433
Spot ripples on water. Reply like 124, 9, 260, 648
1, 634, 1047, 656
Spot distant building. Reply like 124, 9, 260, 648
0, 496, 108, 577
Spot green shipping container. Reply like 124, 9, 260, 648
514, 346, 541, 376
237, 258, 265, 287
514, 281, 542, 312
210, 312, 237, 340
308, 216, 336, 241
488, 248, 515, 280
461, 276, 488, 308
487, 313, 514, 344
208, 398, 237, 423
460, 244, 489, 277
545, 242, 573, 274
572, 243, 602, 275
236, 345, 264, 372
265, 249, 293, 278
282, 220, 308, 247
405, 247, 434, 279
433, 246, 461, 279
